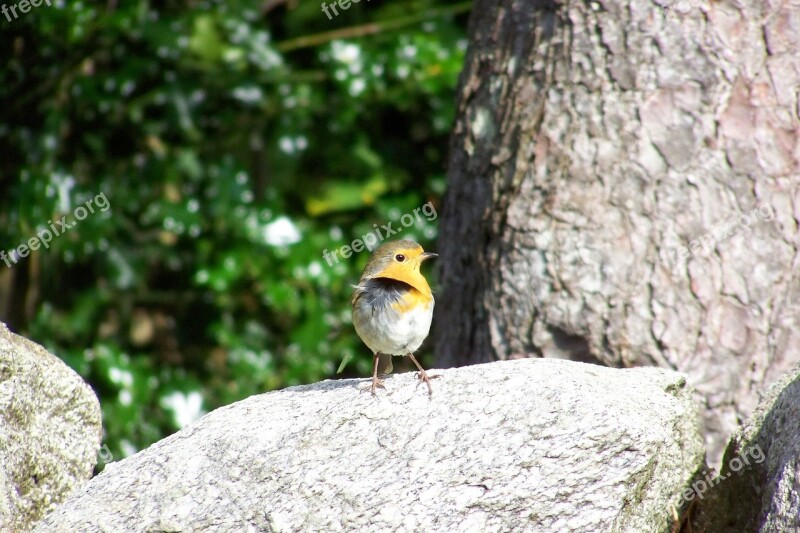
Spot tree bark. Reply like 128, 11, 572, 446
435, 0, 800, 467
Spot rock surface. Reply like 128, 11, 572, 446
693, 364, 800, 532
36, 358, 703, 532
0, 322, 102, 531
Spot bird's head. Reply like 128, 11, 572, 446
359, 239, 437, 294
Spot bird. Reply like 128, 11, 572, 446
351, 239, 438, 397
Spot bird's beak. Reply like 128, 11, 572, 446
420, 252, 438, 261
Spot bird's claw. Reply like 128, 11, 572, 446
361, 377, 385, 397
414, 371, 439, 398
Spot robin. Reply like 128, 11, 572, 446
351, 239, 438, 397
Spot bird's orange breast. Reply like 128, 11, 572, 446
390, 287, 433, 313
372, 262, 432, 300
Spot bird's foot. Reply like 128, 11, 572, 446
414, 370, 440, 398
360, 376, 386, 397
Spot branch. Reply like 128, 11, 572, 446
275, 1, 472, 52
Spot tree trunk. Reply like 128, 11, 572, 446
435, 0, 800, 467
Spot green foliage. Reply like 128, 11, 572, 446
0, 0, 467, 463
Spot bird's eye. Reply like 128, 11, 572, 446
395, 254, 406, 262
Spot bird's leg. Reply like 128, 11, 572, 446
407, 353, 438, 398
370, 352, 386, 396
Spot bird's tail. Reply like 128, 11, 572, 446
378, 353, 393, 375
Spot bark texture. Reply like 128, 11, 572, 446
34, 359, 704, 533
435, 0, 800, 466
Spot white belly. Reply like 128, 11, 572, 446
355, 301, 434, 356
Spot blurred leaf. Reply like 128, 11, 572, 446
306, 176, 389, 216
189, 15, 225, 65
336, 352, 354, 374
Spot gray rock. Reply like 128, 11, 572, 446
693, 364, 800, 532
36, 358, 703, 532
0, 322, 102, 531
